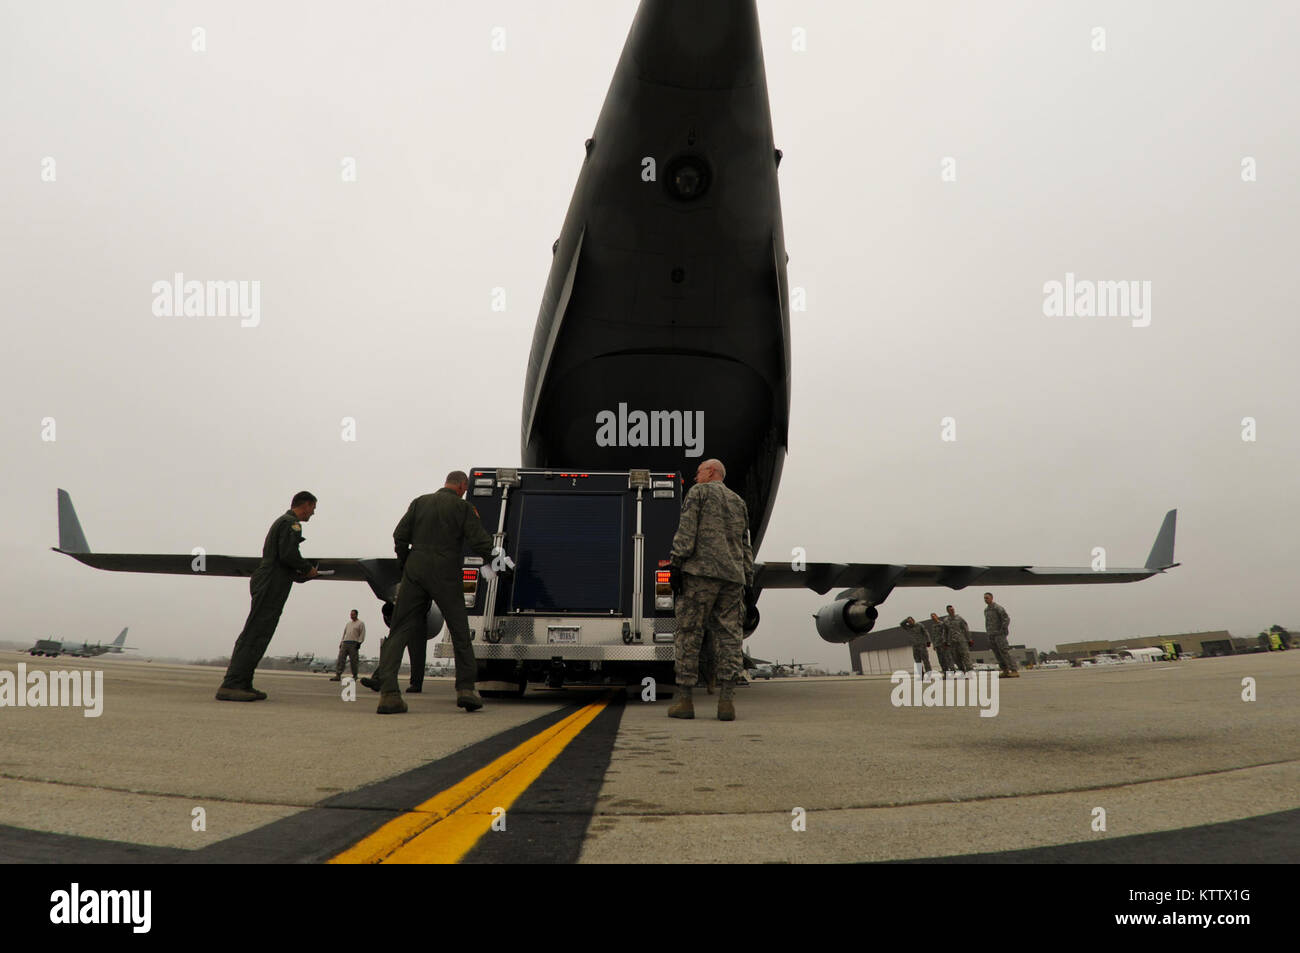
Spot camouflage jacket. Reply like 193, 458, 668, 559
984, 602, 1010, 637
945, 613, 970, 641
929, 618, 952, 645
900, 619, 929, 649
671, 481, 754, 586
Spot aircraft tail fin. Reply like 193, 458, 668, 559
57, 489, 91, 554
1144, 509, 1178, 570
111, 627, 128, 648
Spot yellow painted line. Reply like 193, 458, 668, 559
330, 697, 609, 865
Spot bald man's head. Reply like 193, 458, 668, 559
694, 458, 726, 484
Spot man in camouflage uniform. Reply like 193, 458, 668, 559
668, 458, 753, 722
929, 612, 954, 672
945, 604, 974, 673
216, 491, 320, 701
983, 592, 1019, 678
361, 470, 496, 714
900, 616, 931, 674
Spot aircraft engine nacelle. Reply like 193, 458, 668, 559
380, 602, 444, 641
814, 599, 878, 644
426, 605, 445, 640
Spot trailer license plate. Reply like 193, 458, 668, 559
547, 626, 579, 644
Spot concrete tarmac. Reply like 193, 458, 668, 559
581, 657, 1299, 862
0, 651, 569, 850
0, 649, 1295, 862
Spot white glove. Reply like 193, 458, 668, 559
480, 565, 497, 582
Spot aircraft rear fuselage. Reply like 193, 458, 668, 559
521, 0, 790, 548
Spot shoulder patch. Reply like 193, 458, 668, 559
290, 523, 301, 532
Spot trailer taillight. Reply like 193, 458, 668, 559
655, 570, 674, 609
463, 568, 479, 607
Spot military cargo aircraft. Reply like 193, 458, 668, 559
28, 627, 131, 659
51, 0, 1177, 656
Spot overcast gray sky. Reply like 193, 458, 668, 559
2, 0, 1297, 669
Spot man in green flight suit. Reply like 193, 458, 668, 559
216, 491, 319, 702
362, 470, 496, 714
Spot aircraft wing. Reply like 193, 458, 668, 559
53, 489, 403, 603
754, 510, 1178, 600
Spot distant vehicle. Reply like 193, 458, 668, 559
29, 627, 131, 658
1119, 647, 1166, 662
1038, 660, 1071, 669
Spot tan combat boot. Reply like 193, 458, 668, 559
668, 684, 695, 719
717, 680, 736, 721
457, 689, 484, 712
377, 691, 408, 714
215, 686, 260, 702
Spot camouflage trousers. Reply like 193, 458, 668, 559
933, 640, 955, 671
674, 574, 743, 686
988, 632, 1019, 672
948, 637, 973, 672
699, 630, 717, 688
910, 643, 932, 672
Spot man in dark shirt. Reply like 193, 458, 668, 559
216, 491, 319, 701
363, 471, 495, 714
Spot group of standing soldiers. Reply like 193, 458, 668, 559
899, 593, 1021, 678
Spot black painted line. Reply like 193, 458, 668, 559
188, 700, 586, 863
887, 807, 1300, 864
0, 825, 185, 864
460, 693, 626, 864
